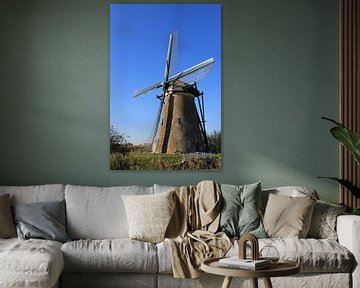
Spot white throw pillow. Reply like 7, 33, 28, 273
122, 191, 175, 243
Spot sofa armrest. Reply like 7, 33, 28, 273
337, 215, 360, 288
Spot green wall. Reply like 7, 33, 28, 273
0, 0, 340, 202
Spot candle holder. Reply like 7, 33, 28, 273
238, 234, 259, 260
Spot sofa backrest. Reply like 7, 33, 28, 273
0, 184, 65, 204
154, 183, 320, 211
0, 183, 320, 240
65, 184, 153, 240
153, 184, 176, 194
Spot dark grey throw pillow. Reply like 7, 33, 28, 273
218, 182, 266, 238
12, 200, 70, 243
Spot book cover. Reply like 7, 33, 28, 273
218, 257, 271, 270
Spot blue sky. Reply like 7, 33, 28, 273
110, 4, 221, 144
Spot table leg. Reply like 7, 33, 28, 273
251, 278, 258, 288
263, 277, 273, 288
221, 276, 233, 288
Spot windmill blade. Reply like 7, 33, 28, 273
133, 57, 214, 97
133, 81, 164, 98
167, 57, 214, 84
164, 33, 174, 82
133, 33, 178, 98
175, 63, 213, 85
149, 92, 166, 145
168, 32, 178, 76
164, 32, 179, 81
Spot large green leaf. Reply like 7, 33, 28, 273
330, 127, 360, 165
318, 177, 360, 198
322, 117, 360, 165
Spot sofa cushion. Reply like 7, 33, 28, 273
156, 240, 173, 274
12, 200, 70, 243
0, 238, 64, 288
61, 239, 158, 273
0, 184, 65, 204
261, 238, 353, 273
233, 238, 353, 273
263, 193, 316, 238
261, 186, 319, 213
0, 194, 16, 238
153, 184, 176, 194
307, 200, 347, 240
218, 182, 266, 238
65, 185, 153, 239
122, 191, 175, 243
158, 237, 353, 274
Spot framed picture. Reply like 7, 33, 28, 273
110, 4, 221, 170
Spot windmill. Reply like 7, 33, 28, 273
134, 33, 214, 154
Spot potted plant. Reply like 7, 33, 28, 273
320, 117, 360, 215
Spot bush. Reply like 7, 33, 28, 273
110, 126, 132, 155
110, 153, 131, 170
207, 130, 221, 154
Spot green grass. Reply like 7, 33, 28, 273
110, 150, 221, 170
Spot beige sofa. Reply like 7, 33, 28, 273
0, 184, 358, 288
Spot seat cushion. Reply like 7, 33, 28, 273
65, 185, 153, 239
157, 238, 353, 274
61, 239, 158, 273
228, 238, 354, 273
156, 240, 173, 274
0, 238, 64, 288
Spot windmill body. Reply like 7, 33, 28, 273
153, 81, 207, 154
134, 33, 213, 154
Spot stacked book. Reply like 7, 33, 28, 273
218, 257, 271, 270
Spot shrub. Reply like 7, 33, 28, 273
207, 130, 221, 153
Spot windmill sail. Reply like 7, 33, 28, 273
167, 58, 214, 83
164, 33, 173, 81
133, 58, 214, 98
133, 81, 163, 98
174, 62, 213, 85
151, 33, 175, 146
168, 32, 178, 76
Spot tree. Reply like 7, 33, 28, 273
207, 130, 221, 154
110, 126, 131, 155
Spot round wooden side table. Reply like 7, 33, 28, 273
201, 257, 300, 288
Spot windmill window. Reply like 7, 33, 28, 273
178, 118, 182, 125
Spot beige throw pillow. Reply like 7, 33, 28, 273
0, 194, 16, 238
122, 191, 175, 243
263, 193, 316, 238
